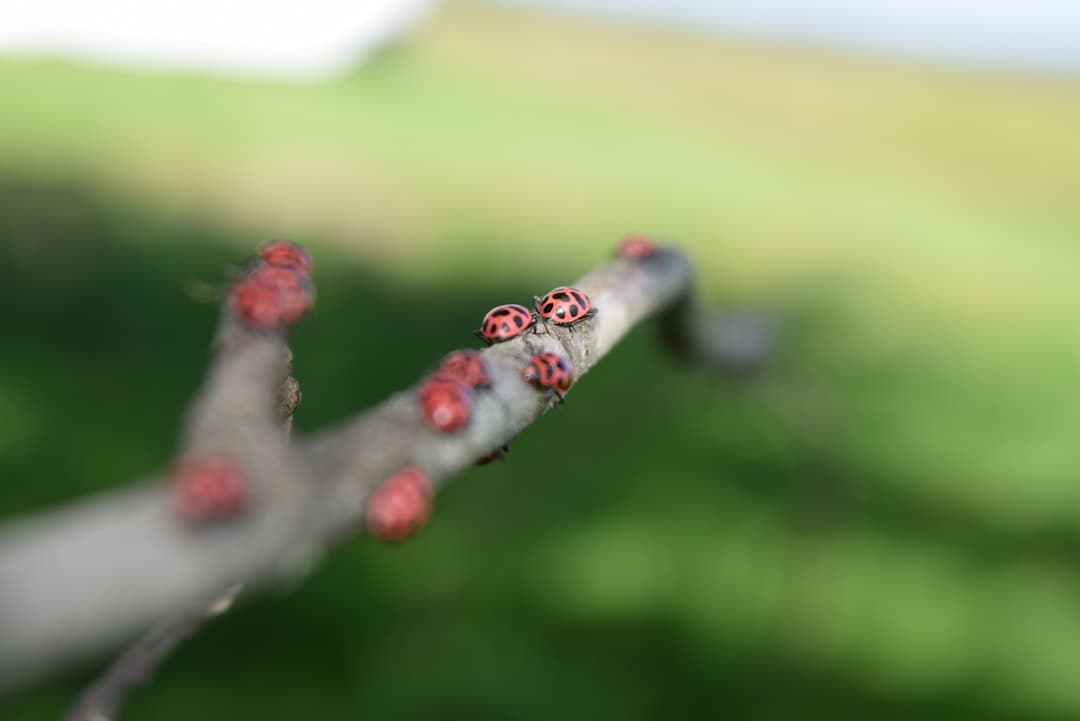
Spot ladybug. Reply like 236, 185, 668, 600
251, 265, 316, 323
523, 353, 574, 402
616, 235, 659, 259
231, 278, 287, 330
419, 377, 473, 433
230, 265, 315, 329
259, 239, 313, 274
474, 304, 535, 344
436, 350, 493, 389
475, 443, 510, 466
365, 465, 433, 543
534, 287, 595, 327
170, 454, 251, 524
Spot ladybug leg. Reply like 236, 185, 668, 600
553, 390, 566, 405
472, 330, 493, 346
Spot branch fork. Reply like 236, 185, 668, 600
0, 240, 772, 712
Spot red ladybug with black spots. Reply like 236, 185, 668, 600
534, 287, 595, 327
418, 377, 473, 433
365, 465, 433, 543
436, 350, 493, 389
474, 304, 535, 344
616, 235, 659, 259
523, 352, 574, 402
170, 453, 251, 524
251, 265, 316, 324
230, 264, 315, 329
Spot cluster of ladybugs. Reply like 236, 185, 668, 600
171, 241, 315, 524
230, 240, 316, 330
171, 235, 660, 534
418, 285, 590, 429
365, 234, 660, 542
424, 286, 593, 434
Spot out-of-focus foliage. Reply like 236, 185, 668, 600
2, 2, 1079, 719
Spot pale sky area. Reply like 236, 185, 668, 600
506, 0, 1080, 73
0, 0, 1077, 76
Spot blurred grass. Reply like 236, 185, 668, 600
2, 1, 1080, 719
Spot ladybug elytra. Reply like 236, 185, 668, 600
436, 350, 493, 389
474, 304, 535, 344
231, 278, 287, 330
534, 287, 595, 327
365, 465, 433, 543
170, 454, 251, 524
523, 352, 574, 401
252, 265, 316, 323
617, 235, 659, 259
419, 377, 473, 433
259, 239, 313, 274
231, 265, 315, 329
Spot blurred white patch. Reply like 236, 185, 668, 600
0, 0, 436, 77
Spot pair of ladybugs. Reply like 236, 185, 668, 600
418, 350, 492, 434
417, 346, 565, 441
475, 285, 596, 344
470, 233, 660, 344
382, 352, 496, 542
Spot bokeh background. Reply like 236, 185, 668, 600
3, 1, 1080, 719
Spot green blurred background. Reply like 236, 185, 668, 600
3, 1, 1080, 718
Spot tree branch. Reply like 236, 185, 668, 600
0, 245, 767, 696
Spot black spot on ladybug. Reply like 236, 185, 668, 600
543, 303, 554, 314
492, 308, 510, 317
568, 304, 579, 317
513, 315, 524, 328
554, 291, 570, 302
572, 291, 586, 306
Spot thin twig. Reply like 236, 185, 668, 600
63, 585, 241, 721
